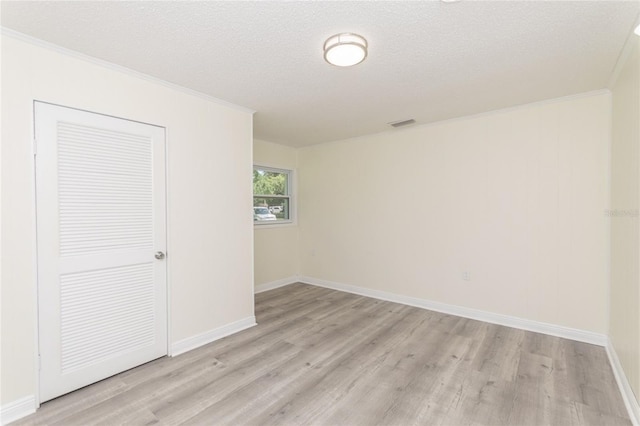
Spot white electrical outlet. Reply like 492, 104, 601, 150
462, 271, 471, 281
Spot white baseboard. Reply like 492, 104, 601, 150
170, 316, 256, 357
299, 276, 607, 347
254, 276, 299, 294
1, 395, 36, 425
606, 339, 640, 426
1, 318, 257, 423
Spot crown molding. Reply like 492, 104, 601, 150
608, 12, 640, 89
1, 27, 256, 115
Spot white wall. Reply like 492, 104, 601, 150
1, 34, 255, 406
298, 92, 611, 334
253, 139, 299, 287
610, 35, 640, 405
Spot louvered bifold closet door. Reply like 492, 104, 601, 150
35, 102, 167, 403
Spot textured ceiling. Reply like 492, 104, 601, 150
2, 1, 640, 147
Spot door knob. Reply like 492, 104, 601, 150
155, 251, 165, 260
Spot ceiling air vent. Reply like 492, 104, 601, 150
388, 119, 416, 128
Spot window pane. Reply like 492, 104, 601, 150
253, 169, 288, 196
253, 166, 291, 224
254, 197, 289, 221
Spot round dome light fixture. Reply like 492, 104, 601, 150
323, 33, 368, 67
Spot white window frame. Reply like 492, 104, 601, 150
253, 165, 295, 227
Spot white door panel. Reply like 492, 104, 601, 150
35, 102, 167, 402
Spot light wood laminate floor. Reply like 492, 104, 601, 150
16, 283, 630, 425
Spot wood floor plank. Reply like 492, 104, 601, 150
154, 342, 300, 425
242, 304, 420, 425
12, 375, 129, 425
15, 283, 631, 426
323, 317, 476, 425
179, 300, 407, 424
49, 355, 228, 425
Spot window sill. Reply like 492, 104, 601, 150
254, 220, 296, 229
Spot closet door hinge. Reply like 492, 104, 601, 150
33, 138, 38, 156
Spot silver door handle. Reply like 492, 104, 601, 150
155, 251, 165, 260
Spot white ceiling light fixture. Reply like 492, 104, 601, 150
323, 33, 368, 67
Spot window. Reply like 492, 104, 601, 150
253, 166, 293, 224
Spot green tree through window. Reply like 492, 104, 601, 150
253, 169, 286, 197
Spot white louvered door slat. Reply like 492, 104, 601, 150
35, 102, 167, 403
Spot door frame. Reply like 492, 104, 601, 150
31, 100, 171, 407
